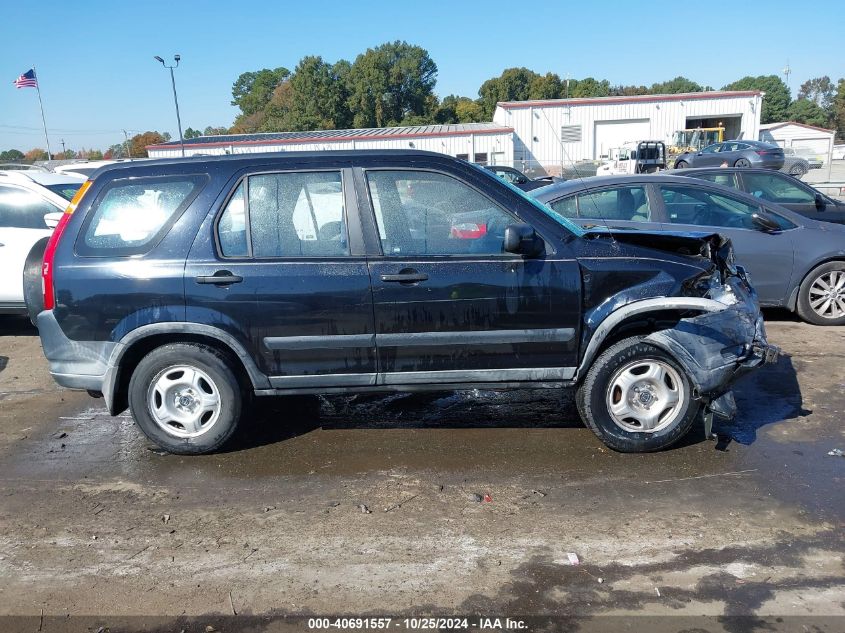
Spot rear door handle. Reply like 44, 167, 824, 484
380, 273, 429, 283
195, 271, 243, 285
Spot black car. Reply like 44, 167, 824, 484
483, 165, 556, 191
675, 168, 845, 225
28, 150, 774, 455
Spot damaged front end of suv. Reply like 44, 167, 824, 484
572, 229, 777, 450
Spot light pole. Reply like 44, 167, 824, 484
154, 54, 185, 157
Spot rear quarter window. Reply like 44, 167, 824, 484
76, 175, 206, 256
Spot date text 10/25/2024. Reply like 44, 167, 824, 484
307, 617, 528, 630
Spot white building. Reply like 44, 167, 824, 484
493, 90, 763, 173
758, 121, 835, 158
146, 123, 515, 165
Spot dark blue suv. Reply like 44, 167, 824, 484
30, 150, 775, 455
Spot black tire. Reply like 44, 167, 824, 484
576, 337, 700, 452
795, 261, 845, 326
674, 160, 689, 169
789, 163, 808, 177
23, 237, 49, 326
734, 158, 751, 168
128, 343, 243, 454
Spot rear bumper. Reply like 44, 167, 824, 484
37, 310, 118, 400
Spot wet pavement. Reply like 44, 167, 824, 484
0, 313, 843, 630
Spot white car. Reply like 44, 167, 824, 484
833, 145, 845, 161
53, 159, 145, 178
0, 170, 85, 314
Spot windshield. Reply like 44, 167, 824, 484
44, 182, 83, 201
472, 164, 585, 237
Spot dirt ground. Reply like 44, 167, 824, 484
0, 313, 842, 632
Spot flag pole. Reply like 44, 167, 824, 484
32, 66, 52, 160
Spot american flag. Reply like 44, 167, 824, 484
13, 69, 38, 89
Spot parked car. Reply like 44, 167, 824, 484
25, 150, 774, 455
0, 170, 84, 314
531, 174, 845, 326
783, 147, 823, 170
673, 141, 784, 170
832, 144, 845, 161
483, 165, 556, 191
675, 168, 845, 225
53, 159, 138, 179
779, 148, 811, 177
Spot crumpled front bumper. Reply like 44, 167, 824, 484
644, 274, 778, 419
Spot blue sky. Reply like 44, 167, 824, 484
2, 0, 844, 152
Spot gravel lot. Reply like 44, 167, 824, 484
0, 313, 843, 631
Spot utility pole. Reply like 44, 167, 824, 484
154, 55, 185, 157
60, 139, 66, 155
782, 62, 792, 93
123, 130, 132, 159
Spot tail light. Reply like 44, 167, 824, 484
42, 180, 92, 311
450, 223, 487, 239
755, 150, 782, 156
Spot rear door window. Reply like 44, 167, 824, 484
217, 170, 348, 259
78, 175, 206, 256
575, 186, 651, 222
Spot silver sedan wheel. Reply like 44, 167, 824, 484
808, 270, 845, 319
147, 365, 221, 438
606, 359, 686, 433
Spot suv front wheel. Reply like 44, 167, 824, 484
576, 337, 700, 452
128, 343, 243, 454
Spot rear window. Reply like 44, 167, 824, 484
45, 182, 83, 201
77, 175, 205, 256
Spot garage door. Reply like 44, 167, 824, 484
791, 137, 831, 155
594, 119, 651, 159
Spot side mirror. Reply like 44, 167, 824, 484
751, 212, 781, 233
815, 193, 826, 210
44, 212, 63, 229
504, 223, 541, 255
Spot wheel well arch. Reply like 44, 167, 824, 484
107, 327, 268, 415
790, 257, 845, 310
576, 298, 724, 382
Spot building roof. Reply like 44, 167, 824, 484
147, 122, 513, 150
758, 121, 835, 134
497, 90, 764, 109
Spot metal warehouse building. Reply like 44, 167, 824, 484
493, 90, 763, 173
146, 123, 514, 165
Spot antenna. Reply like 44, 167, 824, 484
782, 61, 791, 91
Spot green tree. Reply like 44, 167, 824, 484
833, 79, 845, 140
0, 149, 24, 161
528, 73, 564, 100
130, 131, 167, 158
797, 76, 835, 113
569, 77, 611, 98
478, 67, 540, 117
184, 127, 202, 139
267, 56, 352, 131
609, 84, 650, 96
650, 76, 704, 94
86, 149, 104, 160
231, 67, 290, 117
722, 75, 791, 124
787, 99, 830, 128
203, 126, 229, 136
346, 41, 437, 128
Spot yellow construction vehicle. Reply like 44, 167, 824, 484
670, 126, 725, 154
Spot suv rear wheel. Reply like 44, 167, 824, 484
576, 337, 699, 452
796, 261, 845, 326
128, 343, 243, 454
